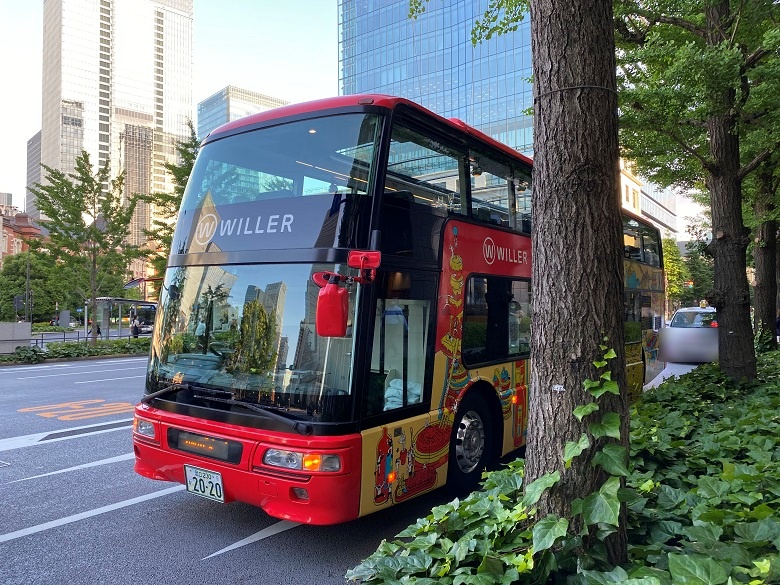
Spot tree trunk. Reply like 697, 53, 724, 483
528, 0, 627, 565
704, 2, 756, 381
752, 169, 776, 350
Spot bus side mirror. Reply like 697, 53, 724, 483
316, 276, 348, 337
348, 250, 381, 283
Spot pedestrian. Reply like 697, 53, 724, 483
195, 317, 207, 350
131, 317, 140, 338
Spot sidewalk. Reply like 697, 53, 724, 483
643, 362, 698, 390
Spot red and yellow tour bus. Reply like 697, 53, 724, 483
133, 95, 665, 524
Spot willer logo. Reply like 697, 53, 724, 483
483, 237, 496, 265
194, 214, 218, 246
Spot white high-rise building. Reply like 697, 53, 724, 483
39, 0, 193, 253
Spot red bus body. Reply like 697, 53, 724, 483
133, 94, 663, 524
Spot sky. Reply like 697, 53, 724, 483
0, 0, 339, 211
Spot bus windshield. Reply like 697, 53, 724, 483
147, 263, 359, 424
172, 113, 382, 256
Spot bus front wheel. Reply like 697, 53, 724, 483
447, 393, 494, 496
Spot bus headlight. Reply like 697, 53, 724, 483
263, 449, 341, 472
133, 416, 158, 443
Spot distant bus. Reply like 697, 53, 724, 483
132, 95, 664, 524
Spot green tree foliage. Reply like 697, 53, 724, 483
28, 150, 142, 342
615, 0, 780, 381
226, 299, 277, 376
683, 222, 716, 307
143, 119, 200, 294
662, 237, 688, 313
0, 252, 68, 322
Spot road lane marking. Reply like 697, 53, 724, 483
1, 358, 148, 373
0, 485, 185, 544
0, 419, 132, 452
7, 453, 135, 483
74, 375, 145, 384
16, 366, 146, 380
202, 520, 301, 560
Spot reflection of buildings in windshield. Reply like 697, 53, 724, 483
178, 266, 239, 338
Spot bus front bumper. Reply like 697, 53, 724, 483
132, 412, 363, 525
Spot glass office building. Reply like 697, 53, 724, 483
197, 86, 289, 139
338, 0, 533, 156
39, 0, 193, 251
338, 0, 681, 236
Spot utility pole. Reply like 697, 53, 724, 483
25, 252, 30, 322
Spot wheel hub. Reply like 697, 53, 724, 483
454, 410, 485, 473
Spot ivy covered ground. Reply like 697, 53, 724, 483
348, 352, 780, 584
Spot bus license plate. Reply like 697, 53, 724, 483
184, 465, 225, 503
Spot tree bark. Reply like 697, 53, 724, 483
752, 168, 777, 350
528, 0, 628, 564
704, 2, 756, 381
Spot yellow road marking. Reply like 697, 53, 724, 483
18, 400, 135, 420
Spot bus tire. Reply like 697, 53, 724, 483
447, 392, 494, 496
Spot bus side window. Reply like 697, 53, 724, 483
462, 276, 531, 366
469, 154, 513, 228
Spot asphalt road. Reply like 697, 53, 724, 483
0, 356, 450, 585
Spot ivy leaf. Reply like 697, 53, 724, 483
564, 434, 591, 468
593, 360, 608, 368
696, 477, 730, 500
733, 518, 780, 545
591, 380, 620, 398
590, 413, 622, 439
477, 554, 504, 576
581, 477, 620, 527
603, 348, 617, 359
656, 484, 687, 510
522, 471, 560, 507
591, 444, 629, 476
532, 515, 569, 552
667, 553, 728, 584
574, 402, 600, 421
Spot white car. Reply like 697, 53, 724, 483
659, 306, 718, 363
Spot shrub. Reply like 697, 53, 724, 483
0, 337, 151, 364
348, 352, 780, 584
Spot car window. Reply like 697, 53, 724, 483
671, 311, 717, 328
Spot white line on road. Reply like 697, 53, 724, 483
16, 366, 146, 380
0, 485, 185, 544
202, 520, 301, 560
0, 358, 148, 373
0, 419, 132, 452
6, 453, 135, 483
74, 375, 145, 384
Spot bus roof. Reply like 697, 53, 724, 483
206, 94, 533, 167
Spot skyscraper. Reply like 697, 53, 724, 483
38, 0, 194, 251
25, 131, 42, 218
197, 86, 289, 139
338, 0, 533, 156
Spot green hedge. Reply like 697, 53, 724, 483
0, 337, 151, 364
348, 352, 780, 584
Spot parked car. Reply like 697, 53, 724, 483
659, 306, 718, 363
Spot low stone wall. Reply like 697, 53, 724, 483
0, 322, 32, 354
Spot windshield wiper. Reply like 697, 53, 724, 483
193, 394, 314, 436
141, 383, 189, 404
